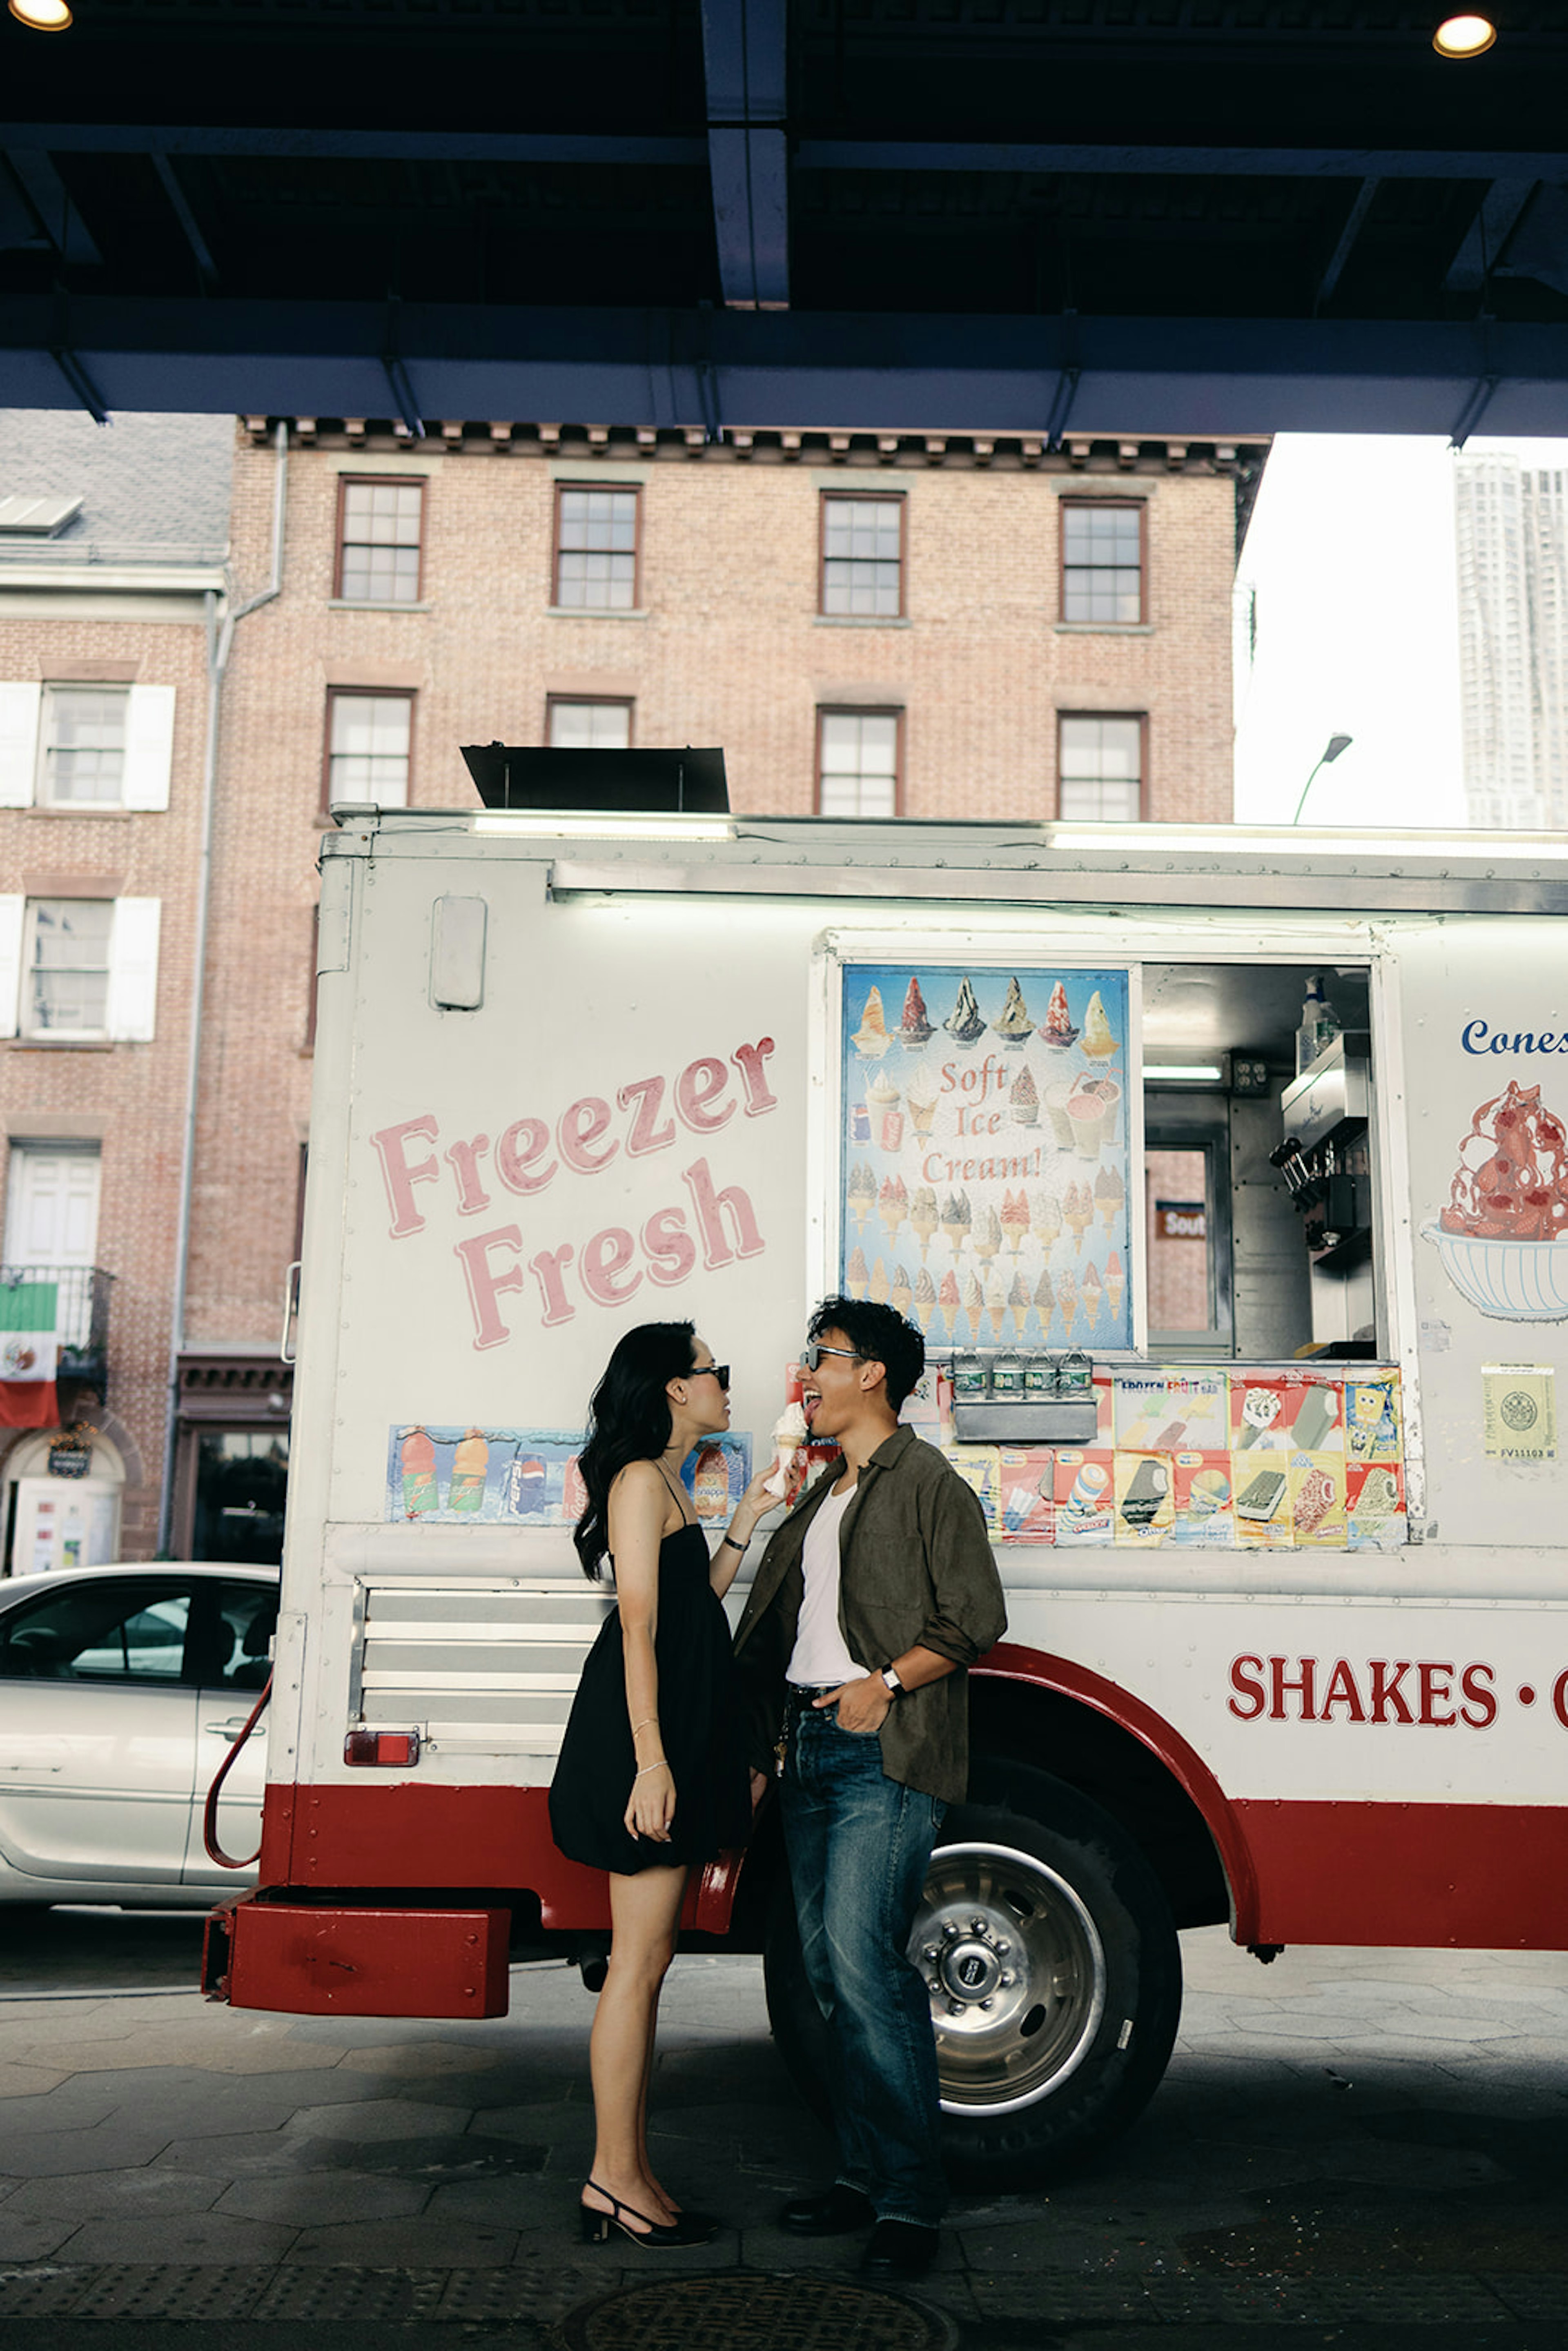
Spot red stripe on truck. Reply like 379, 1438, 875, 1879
258, 1780, 741, 1933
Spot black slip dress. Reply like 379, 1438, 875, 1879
548, 1520, 751, 1875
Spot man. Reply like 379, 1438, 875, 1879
733, 1297, 1006, 2279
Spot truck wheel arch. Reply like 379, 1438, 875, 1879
972, 1643, 1256, 1940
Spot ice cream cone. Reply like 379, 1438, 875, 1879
890, 1263, 913, 1321
1032, 1193, 1062, 1251
974, 1205, 1002, 1265
1106, 1249, 1125, 1321
1040, 978, 1078, 1051
990, 976, 1034, 1046
1056, 1270, 1078, 1335
852, 986, 892, 1059
878, 1174, 909, 1247
847, 1162, 876, 1233
944, 975, 986, 1046
1001, 1187, 1030, 1254
870, 1256, 889, 1306
1011, 1305, 1029, 1338
899, 976, 935, 1049
847, 1244, 869, 1300
1081, 1266, 1103, 1328
910, 1187, 939, 1261
1064, 1180, 1093, 1254
964, 1274, 984, 1340
967, 1305, 983, 1339
1080, 988, 1118, 1061
914, 1267, 938, 1330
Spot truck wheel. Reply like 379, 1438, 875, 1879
762, 1759, 1182, 2184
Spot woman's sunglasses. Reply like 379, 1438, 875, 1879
687, 1363, 731, 1391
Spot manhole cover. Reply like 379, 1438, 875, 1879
559, 2273, 954, 2351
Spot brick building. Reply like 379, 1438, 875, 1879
1, 412, 1264, 1566
0, 410, 247, 1573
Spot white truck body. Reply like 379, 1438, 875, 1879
208, 808, 1568, 2172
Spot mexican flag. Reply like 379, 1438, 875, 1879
0, 1280, 59, 1428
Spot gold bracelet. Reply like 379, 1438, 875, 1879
630, 1716, 660, 1739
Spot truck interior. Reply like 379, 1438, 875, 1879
1143, 961, 1375, 1364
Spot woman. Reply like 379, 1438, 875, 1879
549, 1322, 777, 2248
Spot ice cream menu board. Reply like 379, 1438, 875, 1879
944, 1364, 1406, 1550
839, 963, 1134, 1352
384, 1425, 751, 1527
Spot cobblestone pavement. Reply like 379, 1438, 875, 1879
1, 1911, 1567, 2347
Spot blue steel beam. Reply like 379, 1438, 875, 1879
2, 302, 1568, 437
701, 0, 789, 309
4, 125, 1568, 181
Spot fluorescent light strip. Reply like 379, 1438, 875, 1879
473, 813, 734, 842
1048, 828, 1568, 859
1146, 1064, 1224, 1082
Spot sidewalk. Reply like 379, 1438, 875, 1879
2, 1922, 1568, 2342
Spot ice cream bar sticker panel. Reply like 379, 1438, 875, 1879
386, 1425, 752, 1525
840, 964, 1134, 1352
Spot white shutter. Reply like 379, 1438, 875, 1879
122, 683, 176, 810
0, 895, 22, 1038
0, 684, 40, 808
106, 897, 161, 1041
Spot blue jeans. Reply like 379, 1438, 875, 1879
780, 1703, 947, 2227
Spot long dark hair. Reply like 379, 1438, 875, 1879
573, 1320, 697, 1580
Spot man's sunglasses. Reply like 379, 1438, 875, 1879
687, 1363, 731, 1391
800, 1343, 863, 1372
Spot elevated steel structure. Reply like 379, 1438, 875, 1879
2, 1, 1567, 432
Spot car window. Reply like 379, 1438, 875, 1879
0, 1581, 193, 1684
189, 1581, 279, 1691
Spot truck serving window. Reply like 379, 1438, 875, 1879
1143, 961, 1376, 1363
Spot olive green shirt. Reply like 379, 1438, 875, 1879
732, 1423, 1007, 1807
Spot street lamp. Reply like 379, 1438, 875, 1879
1292, 733, 1353, 825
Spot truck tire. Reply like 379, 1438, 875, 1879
762, 1759, 1183, 2185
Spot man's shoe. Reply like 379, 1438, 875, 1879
860, 2219, 938, 2278
780, 2183, 875, 2236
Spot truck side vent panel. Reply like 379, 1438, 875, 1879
354, 1579, 610, 1759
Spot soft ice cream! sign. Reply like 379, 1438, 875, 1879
839, 964, 1133, 1351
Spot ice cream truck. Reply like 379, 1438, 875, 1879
204, 798, 1568, 2181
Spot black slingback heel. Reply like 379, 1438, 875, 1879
578, 2182, 719, 2248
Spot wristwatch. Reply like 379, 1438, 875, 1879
880, 1665, 904, 1698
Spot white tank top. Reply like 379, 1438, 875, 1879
786, 1483, 870, 1688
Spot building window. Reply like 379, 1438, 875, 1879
1060, 500, 1145, 624
820, 495, 904, 618
1057, 715, 1145, 822
817, 709, 901, 818
547, 697, 634, 750
554, 487, 639, 610
336, 478, 425, 603
324, 690, 413, 809
39, 687, 128, 806
22, 899, 114, 1037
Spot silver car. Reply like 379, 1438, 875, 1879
0, 1562, 277, 1908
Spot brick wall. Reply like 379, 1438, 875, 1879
0, 612, 212, 1554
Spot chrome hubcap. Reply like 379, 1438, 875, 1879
909, 1840, 1108, 2115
